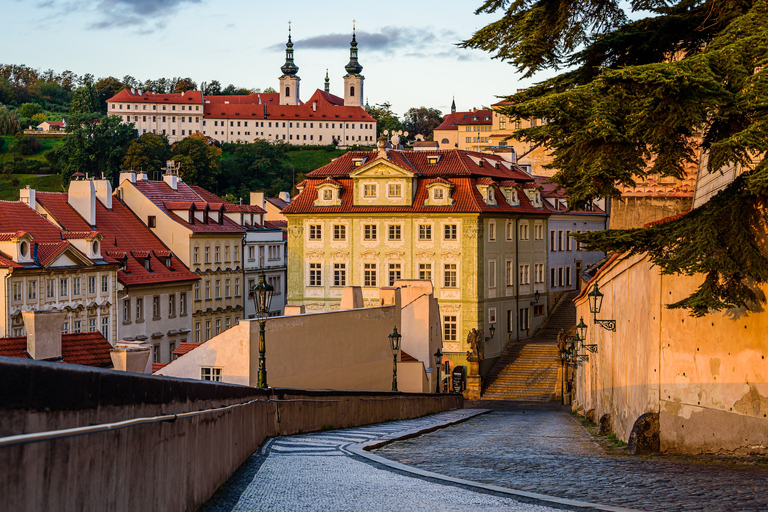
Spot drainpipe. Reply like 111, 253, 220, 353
514, 215, 521, 343
4, 270, 12, 337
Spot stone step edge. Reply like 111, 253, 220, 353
348, 411, 644, 512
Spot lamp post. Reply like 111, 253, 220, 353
587, 283, 616, 332
388, 326, 402, 392
558, 345, 568, 405
433, 347, 443, 393
485, 324, 496, 342
251, 271, 274, 388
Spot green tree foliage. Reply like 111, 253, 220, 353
465, 0, 768, 315
403, 107, 443, 140
203, 80, 222, 95
19, 102, 41, 118
94, 77, 126, 112
263, 87, 277, 94
48, 114, 137, 184
171, 133, 221, 191
173, 78, 196, 93
219, 140, 292, 197
121, 132, 171, 175
0, 105, 20, 135
69, 85, 99, 115
366, 102, 403, 137
12, 133, 43, 155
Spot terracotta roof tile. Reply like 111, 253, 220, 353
205, 93, 279, 105
0, 332, 113, 367
107, 89, 203, 105
400, 350, 418, 362
189, 187, 266, 214
151, 362, 167, 373
0, 200, 67, 242
172, 342, 201, 357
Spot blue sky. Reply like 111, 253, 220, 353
2, 0, 550, 116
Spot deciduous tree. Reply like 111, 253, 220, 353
171, 132, 221, 191
403, 107, 443, 140
122, 132, 171, 175
0, 105, 20, 135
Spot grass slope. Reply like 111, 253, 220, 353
0, 174, 63, 201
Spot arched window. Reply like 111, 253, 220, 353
350, 85, 355, 97
285, 86, 290, 97
441, 138, 449, 144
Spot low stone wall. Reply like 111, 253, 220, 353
0, 357, 462, 512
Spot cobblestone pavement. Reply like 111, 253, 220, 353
376, 402, 768, 512
199, 409, 586, 512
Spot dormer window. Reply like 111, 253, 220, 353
427, 156, 439, 165
434, 188, 444, 200
363, 183, 377, 198
323, 189, 333, 200
144, 258, 151, 271
487, 188, 494, 202
19, 241, 28, 258
388, 183, 402, 198
166, 257, 172, 268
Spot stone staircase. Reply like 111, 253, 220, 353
480, 291, 579, 401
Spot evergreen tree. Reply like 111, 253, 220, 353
463, 0, 768, 315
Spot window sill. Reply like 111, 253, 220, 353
136, 319, 145, 324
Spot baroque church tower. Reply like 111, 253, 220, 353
279, 24, 300, 106
343, 23, 364, 107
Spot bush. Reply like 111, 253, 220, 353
19, 103, 42, 118
13, 133, 43, 155
0, 138, 5, 152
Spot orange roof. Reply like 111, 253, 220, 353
306, 89, 344, 107
0, 332, 113, 367
172, 342, 200, 357
205, 93, 279, 105
107, 89, 203, 104
152, 362, 167, 373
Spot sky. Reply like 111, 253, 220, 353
1, 0, 554, 117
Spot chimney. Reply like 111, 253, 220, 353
111, 341, 152, 373
278, 191, 291, 204
68, 177, 97, 226
312, 101, 317, 112
94, 178, 113, 209
23, 310, 66, 361
163, 173, 178, 191
119, 171, 137, 184
250, 191, 266, 211
19, 185, 36, 210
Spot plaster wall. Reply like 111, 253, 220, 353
398, 361, 431, 393
0, 358, 461, 512
574, 253, 768, 454
159, 300, 400, 391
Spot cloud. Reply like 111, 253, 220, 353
268, 26, 463, 56
35, 0, 201, 31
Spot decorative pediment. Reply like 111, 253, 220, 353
441, 252, 461, 261
424, 179, 455, 207
441, 303, 461, 313
360, 250, 380, 259
41, 243, 94, 269
306, 251, 325, 259
385, 251, 405, 260
313, 178, 343, 207
330, 251, 349, 259
415, 251, 435, 259
350, 159, 415, 178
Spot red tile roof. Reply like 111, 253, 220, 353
264, 104, 374, 122
205, 93, 279, 105
172, 342, 200, 357
190, 186, 266, 214
0, 231, 30, 241
107, 89, 203, 105
400, 350, 418, 362
204, 103, 266, 120
131, 181, 245, 235
283, 150, 545, 215
35, 193, 198, 286
0, 252, 23, 268
151, 362, 167, 373
306, 89, 345, 107
266, 197, 289, 210
0, 332, 113, 367
533, 176, 607, 216
434, 112, 466, 132
0, 200, 67, 242
455, 110, 493, 126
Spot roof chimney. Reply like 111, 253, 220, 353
119, 171, 137, 184
250, 191, 266, 211
312, 101, 317, 112
20, 185, 36, 210
278, 191, 291, 204
94, 178, 113, 209
23, 310, 66, 361
68, 177, 97, 226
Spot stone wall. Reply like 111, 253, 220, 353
0, 357, 462, 512
573, 253, 768, 454
609, 196, 692, 230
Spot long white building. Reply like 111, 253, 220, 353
107, 30, 376, 146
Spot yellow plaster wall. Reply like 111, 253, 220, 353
575, 253, 768, 454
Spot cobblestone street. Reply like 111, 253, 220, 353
198, 409, 594, 512
376, 402, 768, 512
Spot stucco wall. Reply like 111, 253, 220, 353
0, 358, 462, 512
574, 253, 768, 454
158, 301, 400, 391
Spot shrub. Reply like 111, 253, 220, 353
13, 133, 43, 155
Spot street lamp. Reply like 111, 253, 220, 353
433, 347, 443, 393
388, 326, 402, 392
252, 271, 274, 388
576, 316, 597, 353
485, 324, 496, 341
588, 283, 616, 332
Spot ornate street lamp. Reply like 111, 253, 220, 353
388, 326, 402, 392
251, 271, 274, 388
485, 324, 496, 342
433, 348, 443, 394
576, 316, 597, 353
587, 283, 616, 332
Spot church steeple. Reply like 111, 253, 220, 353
280, 22, 299, 78
451, 96, 456, 113
324, 69, 330, 93
344, 21, 363, 77
343, 21, 364, 107
279, 22, 301, 105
